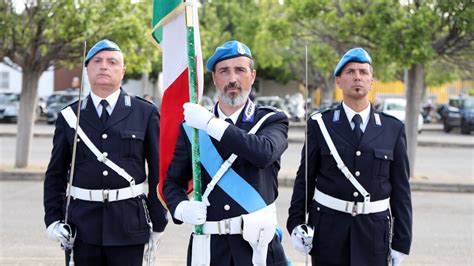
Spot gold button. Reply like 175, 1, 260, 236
103, 170, 108, 176
102, 134, 108, 139
77, 138, 81, 142
353, 192, 359, 197
132, 134, 136, 138
355, 171, 360, 177
356, 151, 361, 156
317, 207, 320, 211
224, 204, 230, 211
384, 155, 388, 159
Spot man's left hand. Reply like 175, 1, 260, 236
183, 102, 214, 131
391, 249, 407, 266
144, 232, 163, 262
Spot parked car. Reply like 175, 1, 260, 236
254, 96, 291, 118
46, 92, 79, 124
441, 96, 474, 134
379, 98, 423, 133
0, 92, 20, 123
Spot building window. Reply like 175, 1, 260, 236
0, 72, 9, 89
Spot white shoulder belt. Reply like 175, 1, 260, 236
201, 112, 275, 205
61, 106, 137, 188
312, 113, 389, 215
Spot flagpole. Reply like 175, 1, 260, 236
184, 0, 203, 235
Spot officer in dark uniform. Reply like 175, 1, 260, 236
287, 48, 412, 266
163, 40, 289, 265
44, 39, 168, 265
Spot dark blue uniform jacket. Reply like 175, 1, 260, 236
163, 103, 289, 266
287, 104, 412, 266
44, 89, 168, 246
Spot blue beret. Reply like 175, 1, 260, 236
84, 39, 121, 66
334, 48, 372, 77
206, 40, 252, 72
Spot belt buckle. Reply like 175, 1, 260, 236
351, 202, 366, 216
218, 219, 231, 235
351, 202, 358, 216
102, 189, 109, 203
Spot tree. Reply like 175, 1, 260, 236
283, 0, 473, 175
0, 0, 159, 168
200, 0, 294, 92
283, 0, 406, 105
383, 0, 473, 171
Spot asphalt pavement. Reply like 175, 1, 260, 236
1, 183, 472, 266
0, 122, 473, 192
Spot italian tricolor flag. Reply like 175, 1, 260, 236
151, 0, 203, 203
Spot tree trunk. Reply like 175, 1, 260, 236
405, 64, 424, 178
141, 72, 150, 96
15, 70, 40, 168
320, 77, 335, 105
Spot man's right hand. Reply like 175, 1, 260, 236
46, 220, 74, 249
174, 200, 207, 225
291, 224, 314, 254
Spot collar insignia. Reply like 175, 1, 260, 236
333, 109, 340, 122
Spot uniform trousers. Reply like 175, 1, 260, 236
65, 238, 144, 266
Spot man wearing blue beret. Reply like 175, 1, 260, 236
164, 40, 289, 265
44, 39, 168, 265
287, 47, 412, 265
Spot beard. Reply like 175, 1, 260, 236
217, 83, 250, 107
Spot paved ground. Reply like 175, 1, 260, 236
0, 182, 473, 266
1, 122, 473, 192
0, 122, 473, 265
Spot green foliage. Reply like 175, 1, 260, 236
200, 0, 294, 84
0, 0, 160, 77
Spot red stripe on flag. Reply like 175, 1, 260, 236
158, 68, 190, 203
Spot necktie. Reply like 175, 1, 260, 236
100, 100, 109, 124
352, 114, 363, 142
225, 118, 234, 125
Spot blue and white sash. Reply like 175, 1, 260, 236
183, 112, 274, 213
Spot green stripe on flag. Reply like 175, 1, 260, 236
151, 0, 182, 43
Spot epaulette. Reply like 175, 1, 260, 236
259, 105, 281, 113
66, 99, 80, 107
135, 95, 155, 105
310, 108, 329, 120
379, 111, 403, 123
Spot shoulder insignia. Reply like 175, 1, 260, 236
80, 97, 88, 110
242, 100, 256, 122
124, 95, 131, 107
332, 109, 340, 122
374, 112, 382, 126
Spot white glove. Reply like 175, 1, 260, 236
46, 220, 74, 249
291, 224, 314, 254
174, 200, 207, 225
183, 102, 214, 131
143, 232, 163, 262
391, 249, 407, 266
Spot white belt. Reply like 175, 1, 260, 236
203, 216, 243, 235
314, 188, 389, 216
70, 183, 145, 202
